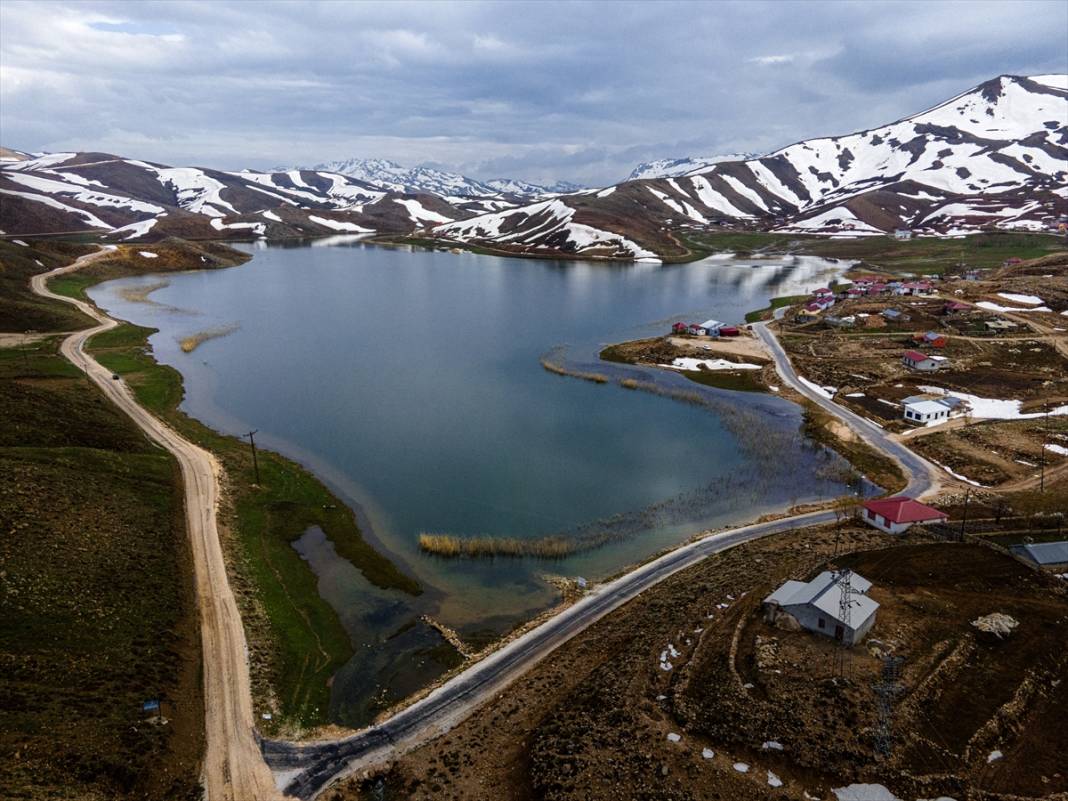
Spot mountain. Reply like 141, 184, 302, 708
305, 157, 582, 199
435, 74, 1068, 260
3, 75, 1065, 257
626, 154, 757, 181
0, 154, 479, 240
484, 177, 586, 196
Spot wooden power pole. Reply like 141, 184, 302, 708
244, 430, 261, 485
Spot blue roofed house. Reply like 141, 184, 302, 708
762, 570, 879, 646
1010, 541, 1068, 572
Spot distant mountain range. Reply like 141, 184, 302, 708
625, 154, 757, 181
2, 74, 1065, 260
301, 157, 584, 199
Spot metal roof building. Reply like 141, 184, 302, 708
1010, 541, 1068, 570
763, 570, 879, 646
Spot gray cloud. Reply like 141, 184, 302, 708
1, 0, 1065, 185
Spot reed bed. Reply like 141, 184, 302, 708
419, 533, 581, 559
540, 355, 609, 384
118, 280, 169, 303
179, 323, 239, 353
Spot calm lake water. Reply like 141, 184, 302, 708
90, 239, 857, 725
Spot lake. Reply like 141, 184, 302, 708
89, 240, 857, 725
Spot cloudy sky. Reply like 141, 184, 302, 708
2, 0, 1065, 185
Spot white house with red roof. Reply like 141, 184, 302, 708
861, 496, 948, 534
902, 350, 949, 372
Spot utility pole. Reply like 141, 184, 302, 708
244, 430, 261, 484
1039, 403, 1049, 494
959, 488, 971, 542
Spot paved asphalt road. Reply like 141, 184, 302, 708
267, 321, 940, 800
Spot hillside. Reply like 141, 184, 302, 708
2, 75, 1065, 259
434, 74, 1067, 259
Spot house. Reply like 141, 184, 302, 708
902, 396, 957, 425
912, 331, 947, 348
671, 322, 689, 335
701, 319, 726, 335
903, 350, 948, 371
796, 304, 823, 323
942, 301, 970, 315
893, 228, 913, 241
897, 281, 935, 297
985, 319, 1019, 332
687, 323, 708, 336
1010, 541, 1068, 572
861, 496, 948, 534
826, 314, 856, 328
763, 570, 879, 646
718, 325, 740, 337
881, 308, 911, 323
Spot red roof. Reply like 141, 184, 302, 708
903, 350, 928, 362
863, 496, 946, 524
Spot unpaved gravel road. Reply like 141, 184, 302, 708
31, 248, 283, 801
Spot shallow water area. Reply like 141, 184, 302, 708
89, 240, 858, 725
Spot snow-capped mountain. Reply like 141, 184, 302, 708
2, 75, 1065, 257
626, 154, 757, 181
435, 74, 1067, 259
484, 177, 586, 196
305, 157, 581, 199
0, 155, 475, 240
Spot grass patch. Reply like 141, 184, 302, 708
745, 294, 809, 323
801, 402, 906, 492
0, 239, 97, 331
0, 334, 202, 800
677, 367, 765, 393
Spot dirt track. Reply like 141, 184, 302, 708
30, 248, 282, 801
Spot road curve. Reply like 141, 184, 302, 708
30, 249, 282, 801
267, 323, 941, 800
752, 321, 940, 499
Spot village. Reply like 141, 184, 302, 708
604, 245, 1068, 579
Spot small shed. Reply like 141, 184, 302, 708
671, 322, 689, 335
718, 325, 740, 337
882, 308, 911, 322
893, 228, 913, 241
903, 350, 948, 371
763, 570, 879, 646
861, 496, 948, 534
943, 301, 970, 315
688, 324, 708, 336
1010, 541, 1068, 572
912, 331, 947, 348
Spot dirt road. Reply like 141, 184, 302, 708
30, 248, 283, 801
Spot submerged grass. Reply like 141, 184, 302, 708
420, 533, 579, 559
540, 355, 609, 384
179, 323, 239, 353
